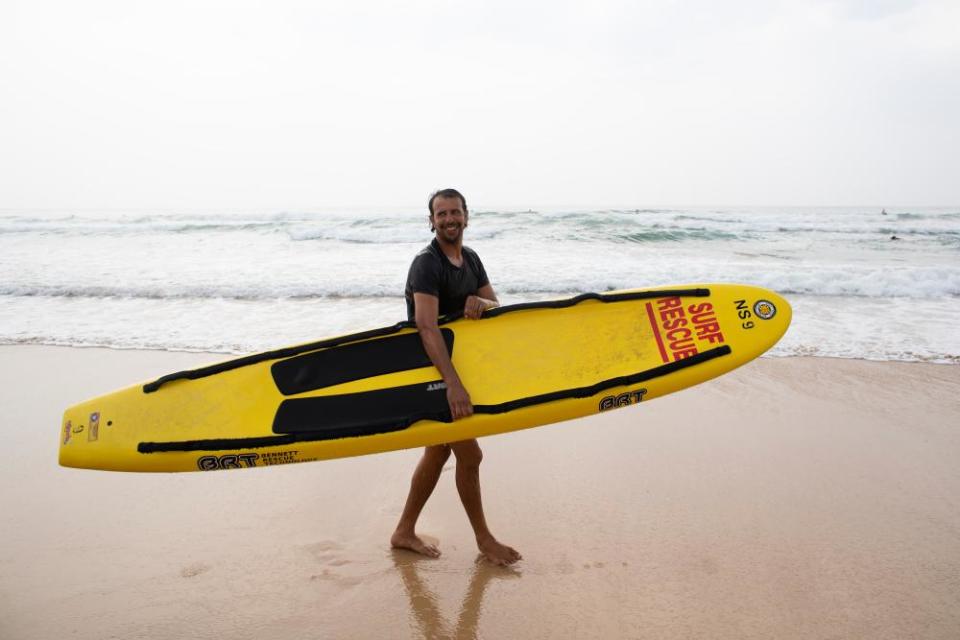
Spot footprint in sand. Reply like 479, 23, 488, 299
302, 540, 361, 585
180, 562, 211, 578
309, 568, 363, 587
304, 540, 342, 556
304, 540, 352, 566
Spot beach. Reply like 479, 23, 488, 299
4, 0, 958, 635
2, 345, 958, 639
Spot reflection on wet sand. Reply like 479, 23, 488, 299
392, 551, 521, 639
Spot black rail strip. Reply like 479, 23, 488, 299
141, 288, 710, 393
137, 345, 730, 454
472, 345, 730, 414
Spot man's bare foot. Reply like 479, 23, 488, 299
477, 535, 522, 566
391, 531, 441, 558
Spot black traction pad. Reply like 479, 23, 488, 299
271, 330, 453, 396
272, 380, 452, 439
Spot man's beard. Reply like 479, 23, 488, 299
440, 224, 463, 242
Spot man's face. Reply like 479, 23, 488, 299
430, 195, 467, 244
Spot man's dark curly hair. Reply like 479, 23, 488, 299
428, 188, 468, 216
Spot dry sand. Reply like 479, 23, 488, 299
1, 345, 959, 639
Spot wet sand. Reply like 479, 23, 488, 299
1, 345, 959, 639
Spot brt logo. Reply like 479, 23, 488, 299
197, 453, 260, 471
598, 388, 647, 412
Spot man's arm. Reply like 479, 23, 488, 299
413, 292, 473, 420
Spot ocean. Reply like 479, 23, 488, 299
1, 206, 957, 363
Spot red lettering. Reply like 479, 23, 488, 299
660, 306, 685, 321
663, 317, 687, 330
694, 321, 721, 337
651, 296, 725, 361
686, 301, 725, 345
666, 326, 697, 359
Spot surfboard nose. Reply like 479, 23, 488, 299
741, 285, 792, 347
760, 288, 792, 337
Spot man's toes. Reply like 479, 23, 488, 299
415, 540, 440, 557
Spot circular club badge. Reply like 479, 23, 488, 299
753, 299, 777, 320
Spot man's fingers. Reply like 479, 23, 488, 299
449, 400, 473, 420
463, 296, 486, 319
447, 384, 473, 420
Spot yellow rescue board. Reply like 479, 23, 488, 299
59, 284, 791, 473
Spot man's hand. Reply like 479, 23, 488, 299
446, 381, 474, 420
463, 295, 497, 320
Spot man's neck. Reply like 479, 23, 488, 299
435, 235, 463, 262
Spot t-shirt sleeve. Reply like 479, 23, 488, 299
407, 252, 442, 298
471, 251, 490, 289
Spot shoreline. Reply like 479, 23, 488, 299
3, 340, 959, 365
2, 345, 958, 638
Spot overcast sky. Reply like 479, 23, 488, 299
1, 0, 958, 209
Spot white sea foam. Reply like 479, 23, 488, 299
0, 206, 957, 362
2, 262, 955, 301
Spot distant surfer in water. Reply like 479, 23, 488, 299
391, 188, 522, 566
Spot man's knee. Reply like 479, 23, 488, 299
424, 444, 452, 465
451, 440, 483, 468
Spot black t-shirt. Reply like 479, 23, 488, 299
405, 238, 490, 320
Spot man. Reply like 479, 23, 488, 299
390, 188, 522, 567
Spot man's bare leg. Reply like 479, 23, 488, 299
450, 439, 522, 566
391, 444, 451, 557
